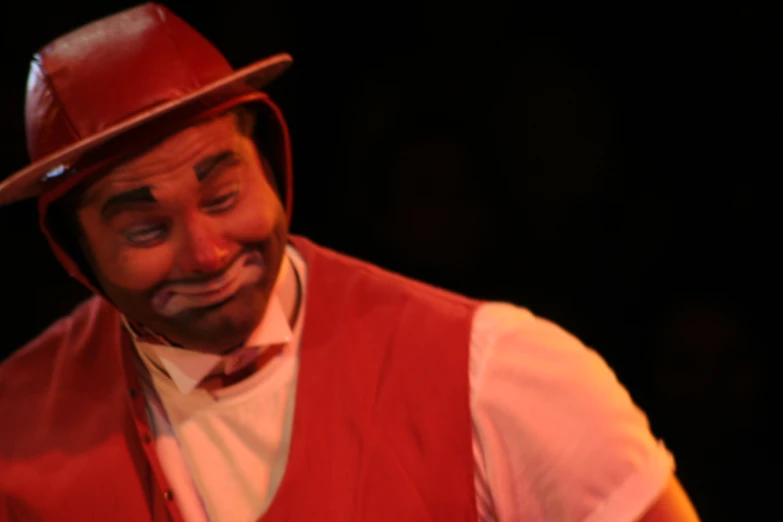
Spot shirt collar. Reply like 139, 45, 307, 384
126, 249, 297, 394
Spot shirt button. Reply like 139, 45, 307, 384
164, 490, 174, 501
142, 433, 152, 444
129, 388, 138, 398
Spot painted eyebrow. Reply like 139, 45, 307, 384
98, 150, 240, 221
194, 150, 240, 183
100, 186, 156, 221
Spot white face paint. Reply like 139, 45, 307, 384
151, 250, 265, 318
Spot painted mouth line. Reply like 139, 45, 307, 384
183, 279, 233, 297
196, 293, 237, 311
150, 249, 265, 316
172, 257, 245, 296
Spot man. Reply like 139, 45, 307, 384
0, 3, 699, 522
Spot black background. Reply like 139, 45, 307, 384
0, 2, 771, 519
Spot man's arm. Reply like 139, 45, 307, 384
638, 477, 700, 522
470, 303, 699, 522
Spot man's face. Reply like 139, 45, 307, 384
75, 112, 287, 354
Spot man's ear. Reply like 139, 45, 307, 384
233, 106, 258, 137
243, 103, 289, 211
45, 188, 104, 294
258, 149, 281, 196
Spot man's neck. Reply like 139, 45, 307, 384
201, 254, 303, 390
275, 249, 302, 329
129, 246, 304, 394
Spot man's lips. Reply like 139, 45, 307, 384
151, 251, 264, 315
169, 257, 244, 296
181, 282, 231, 298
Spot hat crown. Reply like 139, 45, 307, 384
25, 3, 233, 162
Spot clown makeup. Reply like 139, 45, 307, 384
74, 112, 288, 354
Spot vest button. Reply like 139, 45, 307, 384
164, 490, 174, 501
129, 388, 138, 398
142, 433, 152, 444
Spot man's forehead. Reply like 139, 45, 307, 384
83, 113, 242, 200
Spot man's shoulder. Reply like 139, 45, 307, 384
469, 303, 676, 522
471, 302, 581, 349
292, 234, 480, 313
469, 302, 609, 382
0, 295, 118, 403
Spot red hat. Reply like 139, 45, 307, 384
0, 2, 293, 214
0, 3, 295, 293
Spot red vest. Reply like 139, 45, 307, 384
0, 236, 479, 522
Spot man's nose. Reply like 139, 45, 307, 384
178, 217, 230, 274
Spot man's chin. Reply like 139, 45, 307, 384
152, 287, 270, 354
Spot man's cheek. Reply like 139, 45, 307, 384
231, 207, 277, 241
106, 250, 174, 292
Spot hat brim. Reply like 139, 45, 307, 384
0, 52, 293, 207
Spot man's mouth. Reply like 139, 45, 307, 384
151, 250, 265, 317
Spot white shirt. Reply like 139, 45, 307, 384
130, 245, 674, 522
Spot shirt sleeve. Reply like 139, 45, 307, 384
470, 302, 675, 522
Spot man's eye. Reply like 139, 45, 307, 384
124, 224, 167, 246
203, 191, 238, 213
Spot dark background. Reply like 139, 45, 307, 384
0, 2, 771, 520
